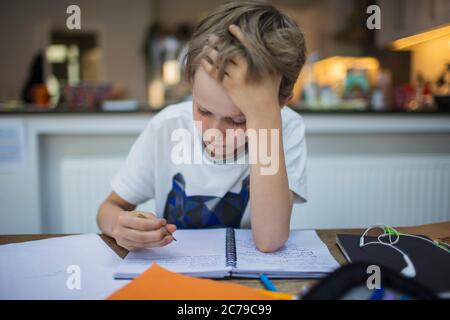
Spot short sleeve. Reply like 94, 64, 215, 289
111, 120, 156, 205
283, 112, 307, 204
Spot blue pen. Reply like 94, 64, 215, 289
369, 287, 385, 300
259, 273, 278, 292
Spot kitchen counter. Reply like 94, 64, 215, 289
1, 106, 450, 115
2, 110, 449, 135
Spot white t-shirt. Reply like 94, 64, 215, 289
111, 100, 307, 229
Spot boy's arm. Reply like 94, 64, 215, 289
246, 110, 294, 252
201, 25, 297, 252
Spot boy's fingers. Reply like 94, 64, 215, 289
119, 234, 173, 250
201, 56, 233, 81
133, 211, 156, 218
144, 235, 173, 248
228, 25, 253, 71
116, 238, 138, 251
121, 227, 167, 243
205, 46, 219, 64
122, 213, 165, 231
201, 45, 219, 66
200, 58, 218, 78
228, 24, 248, 48
122, 215, 166, 232
165, 224, 177, 234
223, 60, 239, 78
117, 237, 147, 251
207, 34, 220, 47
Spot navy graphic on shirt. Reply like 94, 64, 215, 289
163, 173, 250, 229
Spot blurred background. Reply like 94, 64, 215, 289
0, 0, 449, 234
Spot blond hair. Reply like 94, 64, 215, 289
185, 0, 306, 102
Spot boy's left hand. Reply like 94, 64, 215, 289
200, 24, 282, 121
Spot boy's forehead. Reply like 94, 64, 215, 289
192, 67, 243, 117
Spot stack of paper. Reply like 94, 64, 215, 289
0, 234, 128, 300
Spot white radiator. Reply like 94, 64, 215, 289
291, 155, 450, 229
59, 156, 450, 233
59, 158, 154, 233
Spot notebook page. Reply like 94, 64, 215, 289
234, 229, 339, 273
114, 228, 228, 279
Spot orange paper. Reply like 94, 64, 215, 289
108, 264, 273, 300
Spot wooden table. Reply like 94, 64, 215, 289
1, 221, 449, 295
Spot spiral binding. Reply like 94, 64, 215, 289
225, 228, 237, 268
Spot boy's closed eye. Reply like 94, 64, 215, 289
226, 116, 246, 126
197, 106, 212, 116
198, 105, 246, 126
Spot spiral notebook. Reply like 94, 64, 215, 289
114, 228, 339, 279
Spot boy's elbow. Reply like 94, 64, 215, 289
254, 235, 288, 253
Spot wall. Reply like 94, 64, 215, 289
151, 0, 358, 57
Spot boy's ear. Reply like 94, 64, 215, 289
279, 93, 293, 108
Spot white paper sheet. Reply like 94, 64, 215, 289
0, 234, 129, 300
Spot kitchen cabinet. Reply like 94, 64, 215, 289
376, 0, 450, 47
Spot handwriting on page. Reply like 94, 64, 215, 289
237, 237, 316, 264
235, 235, 334, 270
126, 254, 222, 270
115, 229, 229, 277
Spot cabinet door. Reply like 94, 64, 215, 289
419, 0, 450, 30
377, 0, 410, 46
436, 0, 450, 27
377, 0, 449, 47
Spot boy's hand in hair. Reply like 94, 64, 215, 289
200, 24, 282, 122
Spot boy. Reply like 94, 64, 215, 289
97, 0, 307, 253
